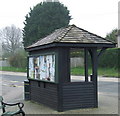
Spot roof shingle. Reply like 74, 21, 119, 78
27, 25, 114, 49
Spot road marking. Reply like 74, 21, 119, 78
10, 81, 19, 83
13, 85, 23, 87
2, 80, 24, 87
2, 84, 23, 87
2, 84, 7, 86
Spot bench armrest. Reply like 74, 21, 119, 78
2, 102, 24, 109
0, 105, 5, 109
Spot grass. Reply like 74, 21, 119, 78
0, 66, 118, 77
0, 67, 26, 72
71, 67, 118, 77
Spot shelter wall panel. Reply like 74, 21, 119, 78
62, 82, 95, 110
30, 80, 58, 110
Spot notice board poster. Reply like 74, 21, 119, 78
29, 54, 55, 82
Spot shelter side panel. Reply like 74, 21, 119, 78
62, 82, 95, 110
30, 80, 58, 109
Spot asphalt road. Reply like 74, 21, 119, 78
1, 74, 27, 102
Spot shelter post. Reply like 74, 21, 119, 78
84, 48, 89, 82
91, 48, 98, 107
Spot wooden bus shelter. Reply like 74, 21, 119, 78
25, 25, 116, 111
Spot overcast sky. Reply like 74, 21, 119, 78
0, 0, 119, 37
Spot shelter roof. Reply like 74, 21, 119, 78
26, 25, 115, 50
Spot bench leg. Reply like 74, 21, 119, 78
20, 111, 25, 116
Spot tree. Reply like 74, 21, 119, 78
0, 25, 23, 55
23, 1, 71, 47
105, 29, 118, 42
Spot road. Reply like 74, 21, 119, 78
1, 74, 27, 102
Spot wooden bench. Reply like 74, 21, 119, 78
0, 96, 25, 116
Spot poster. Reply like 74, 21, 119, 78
29, 57, 34, 79
39, 55, 55, 82
29, 54, 55, 82
34, 57, 40, 79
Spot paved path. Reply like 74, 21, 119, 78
0, 71, 27, 76
0, 71, 119, 114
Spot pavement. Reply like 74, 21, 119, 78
0, 71, 119, 115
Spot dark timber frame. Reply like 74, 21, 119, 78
25, 25, 116, 111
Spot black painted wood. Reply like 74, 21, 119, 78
91, 48, 98, 107
57, 47, 70, 83
62, 82, 95, 110
30, 80, 58, 110
84, 48, 88, 82
97, 47, 107, 58
56, 47, 71, 111
26, 42, 116, 52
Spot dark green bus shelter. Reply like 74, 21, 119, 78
25, 25, 116, 111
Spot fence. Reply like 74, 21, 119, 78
0, 60, 10, 67
70, 57, 84, 68
0, 58, 84, 68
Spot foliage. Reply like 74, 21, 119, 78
105, 29, 118, 42
1, 25, 23, 55
8, 49, 27, 68
23, 2, 71, 47
71, 67, 118, 77
0, 66, 26, 72
98, 48, 118, 69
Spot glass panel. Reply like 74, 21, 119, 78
29, 54, 55, 82
29, 57, 34, 79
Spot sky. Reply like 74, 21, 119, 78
0, 0, 119, 37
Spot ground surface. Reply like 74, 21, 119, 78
0, 71, 119, 114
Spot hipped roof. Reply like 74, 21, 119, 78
26, 25, 116, 51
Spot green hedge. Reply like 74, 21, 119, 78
98, 48, 119, 69
8, 53, 27, 68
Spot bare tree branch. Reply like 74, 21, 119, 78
0, 25, 23, 54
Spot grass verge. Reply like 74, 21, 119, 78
71, 67, 118, 77
0, 67, 26, 72
0, 66, 118, 77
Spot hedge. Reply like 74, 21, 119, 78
98, 48, 119, 69
70, 48, 119, 69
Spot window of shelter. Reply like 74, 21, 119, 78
70, 48, 92, 82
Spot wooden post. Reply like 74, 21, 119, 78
91, 48, 98, 107
57, 47, 70, 111
84, 48, 88, 82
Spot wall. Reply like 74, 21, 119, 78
62, 82, 95, 110
70, 57, 84, 68
117, 35, 120, 48
30, 80, 58, 110
0, 60, 10, 67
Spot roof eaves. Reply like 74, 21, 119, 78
74, 25, 116, 44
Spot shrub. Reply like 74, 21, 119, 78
8, 52, 27, 68
98, 48, 118, 69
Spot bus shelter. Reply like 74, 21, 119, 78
25, 25, 116, 111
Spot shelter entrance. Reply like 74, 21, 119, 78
70, 48, 92, 82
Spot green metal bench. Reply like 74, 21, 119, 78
0, 96, 25, 116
